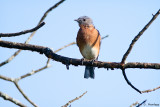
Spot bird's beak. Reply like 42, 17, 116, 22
74, 19, 78, 22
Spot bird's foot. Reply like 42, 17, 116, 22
81, 58, 85, 65
90, 59, 96, 65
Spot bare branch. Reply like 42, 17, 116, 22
141, 86, 160, 93
136, 100, 147, 107
62, 91, 87, 107
0, 40, 160, 70
122, 69, 141, 94
39, 0, 65, 24
0, 91, 27, 107
0, 0, 66, 67
14, 82, 38, 107
0, 22, 45, 37
54, 42, 76, 53
0, 75, 14, 82
0, 49, 21, 67
130, 101, 139, 107
101, 35, 109, 39
121, 9, 160, 64
17, 62, 51, 80
1, 40, 160, 94
119, 9, 160, 94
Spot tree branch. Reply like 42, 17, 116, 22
0, 40, 160, 70
0, 0, 66, 67
136, 100, 147, 107
16, 61, 51, 80
0, 75, 14, 82
54, 42, 76, 53
141, 86, 160, 93
122, 69, 141, 94
130, 101, 139, 107
62, 91, 87, 107
121, 9, 160, 64
14, 82, 38, 107
39, 0, 66, 24
0, 91, 26, 107
120, 9, 160, 94
0, 22, 45, 37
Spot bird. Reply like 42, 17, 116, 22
75, 16, 101, 79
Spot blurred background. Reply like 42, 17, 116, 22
0, 0, 160, 107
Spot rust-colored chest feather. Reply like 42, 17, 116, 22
76, 25, 101, 60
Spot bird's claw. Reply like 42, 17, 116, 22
81, 58, 85, 65
90, 59, 96, 65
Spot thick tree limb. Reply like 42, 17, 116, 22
0, 40, 160, 70
62, 91, 87, 107
0, 22, 45, 37
0, 91, 26, 107
0, 0, 66, 67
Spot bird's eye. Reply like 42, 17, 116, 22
83, 19, 86, 21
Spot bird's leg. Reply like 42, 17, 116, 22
90, 59, 96, 65
81, 58, 85, 65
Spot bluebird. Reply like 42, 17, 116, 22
75, 16, 101, 79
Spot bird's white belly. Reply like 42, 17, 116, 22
81, 44, 98, 60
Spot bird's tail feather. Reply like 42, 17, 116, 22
84, 66, 95, 79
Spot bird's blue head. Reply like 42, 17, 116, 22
75, 16, 93, 26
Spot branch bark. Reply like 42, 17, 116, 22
0, 40, 160, 70
14, 82, 38, 107
0, 91, 26, 107
62, 91, 87, 107
0, 22, 45, 37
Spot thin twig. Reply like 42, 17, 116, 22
141, 86, 160, 93
0, 91, 27, 107
14, 82, 38, 107
101, 35, 109, 39
130, 101, 139, 107
0, 22, 45, 37
136, 100, 147, 107
121, 9, 160, 64
122, 69, 141, 93
0, 0, 66, 67
18, 64, 51, 80
39, 0, 65, 24
54, 42, 76, 53
62, 91, 87, 107
0, 75, 14, 82
0, 49, 21, 67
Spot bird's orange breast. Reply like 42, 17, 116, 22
76, 25, 101, 60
